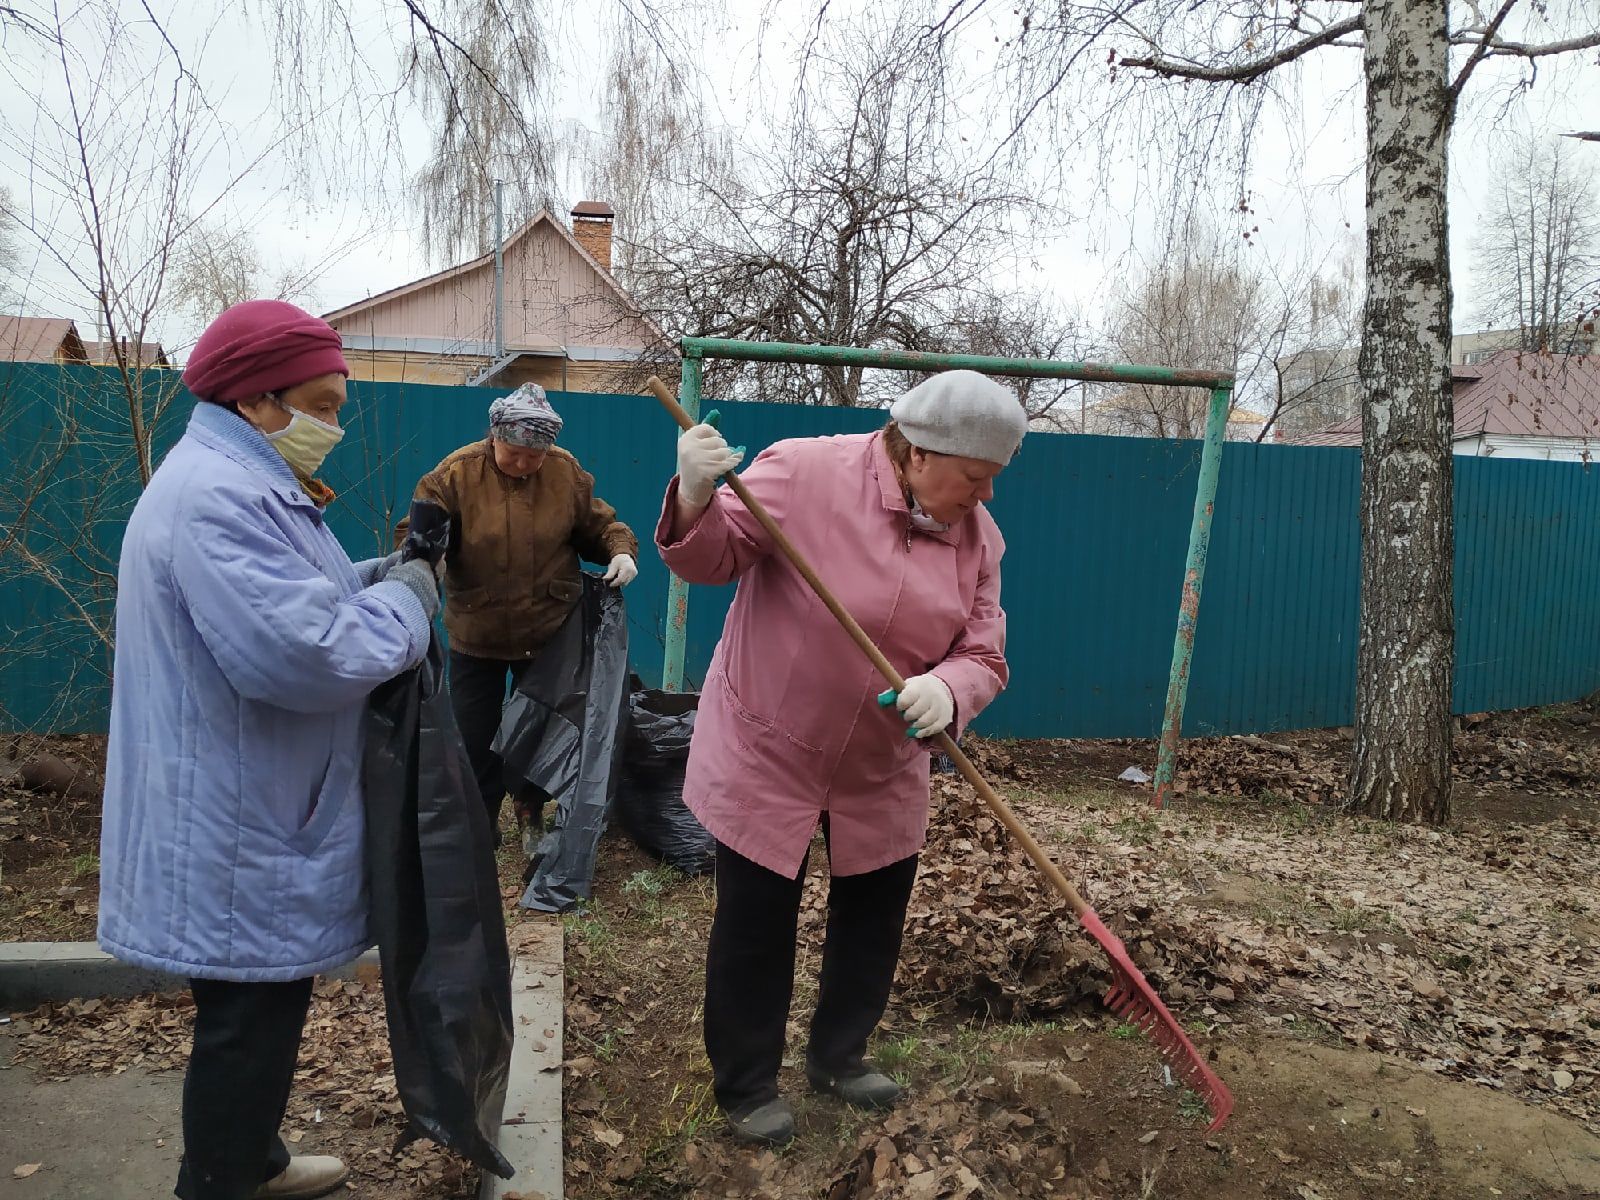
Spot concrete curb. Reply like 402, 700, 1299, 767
482, 920, 564, 1200
0, 943, 382, 1010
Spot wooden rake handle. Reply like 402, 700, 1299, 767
647, 376, 1091, 919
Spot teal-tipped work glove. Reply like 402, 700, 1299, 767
676, 409, 746, 507
878, 674, 954, 739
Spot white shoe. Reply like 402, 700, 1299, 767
253, 1156, 349, 1199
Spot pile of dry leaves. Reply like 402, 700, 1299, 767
818, 777, 1268, 1021
820, 1078, 1070, 1200
1171, 736, 1344, 804
1453, 721, 1600, 796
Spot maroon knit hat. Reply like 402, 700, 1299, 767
183, 300, 349, 404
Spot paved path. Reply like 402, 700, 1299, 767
0, 1033, 185, 1199
0, 925, 565, 1200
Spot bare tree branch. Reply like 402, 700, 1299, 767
1450, 0, 1521, 97
1117, 15, 1362, 84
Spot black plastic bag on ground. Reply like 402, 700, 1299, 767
617, 688, 713, 874
494, 574, 629, 912
363, 635, 514, 1179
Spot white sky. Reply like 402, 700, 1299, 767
1, 0, 1596, 357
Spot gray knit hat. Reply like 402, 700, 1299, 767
889, 370, 1027, 466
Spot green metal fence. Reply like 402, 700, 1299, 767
664, 338, 1236, 800
6, 361, 1600, 746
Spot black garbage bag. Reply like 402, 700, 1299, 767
617, 688, 713, 874
494, 573, 629, 912
364, 632, 514, 1179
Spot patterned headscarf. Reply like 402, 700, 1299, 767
488, 384, 564, 449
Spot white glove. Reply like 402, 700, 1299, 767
676, 423, 744, 508
896, 673, 954, 739
604, 553, 638, 588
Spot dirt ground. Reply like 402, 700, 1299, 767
4, 708, 1599, 1198
557, 708, 1600, 1200
0, 734, 105, 942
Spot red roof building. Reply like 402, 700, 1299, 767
1291, 350, 1600, 461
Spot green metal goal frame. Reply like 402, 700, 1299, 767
660, 336, 1236, 807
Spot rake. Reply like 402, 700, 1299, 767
647, 376, 1235, 1132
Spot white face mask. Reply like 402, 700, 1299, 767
266, 406, 344, 477
907, 494, 950, 532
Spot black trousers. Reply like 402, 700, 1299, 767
175, 977, 314, 1200
448, 650, 546, 831
704, 832, 919, 1116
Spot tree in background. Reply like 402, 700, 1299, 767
1099, 228, 1267, 440
400, 0, 728, 267
166, 218, 322, 334
405, 0, 563, 264
939, 0, 1600, 823
910, 292, 1099, 429
1473, 134, 1600, 354
1088, 227, 1361, 443
0, 185, 19, 309
1265, 251, 1364, 441
625, 14, 1033, 407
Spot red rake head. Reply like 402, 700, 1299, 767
1079, 909, 1235, 1132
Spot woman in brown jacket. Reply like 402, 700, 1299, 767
404, 384, 639, 842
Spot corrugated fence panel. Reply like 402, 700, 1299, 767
5, 363, 1600, 736
1453, 454, 1600, 712
0, 363, 190, 730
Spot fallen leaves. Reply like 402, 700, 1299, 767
11, 981, 476, 1199
861, 781, 1268, 1022
12, 1163, 42, 1180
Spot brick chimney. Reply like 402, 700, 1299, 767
570, 201, 616, 272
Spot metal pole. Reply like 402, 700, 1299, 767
679, 336, 1234, 391
1153, 386, 1233, 807
662, 357, 703, 692
493, 179, 505, 358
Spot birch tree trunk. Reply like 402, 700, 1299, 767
1349, 0, 1456, 822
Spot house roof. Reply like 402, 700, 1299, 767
1456, 350, 1600, 439
84, 339, 169, 366
321, 209, 668, 346
1290, 351, 1600, 447
1, 316, 88, 363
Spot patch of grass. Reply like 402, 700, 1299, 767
1325, 900, 1399, 935
876, 1034, 924, 1073
1043, 786, 1128, 810
875, 1024, 1009, 1085
575, 1027, 625, 1063
642, 1078, 718, 1156
621, 866, 675, 900
564, 903, 621, 964
1430, 949, 1474, 974
1111, 813, 1161, 844
1110, 1022, 1143, 1041
1177, 1088, 1209, 1123
985, 1017, 1062, 1049
1252, 789, 1329, 831
1278, 1011, 1345, 1048
1075, 821, 1107, 845
70, 853, 100, 878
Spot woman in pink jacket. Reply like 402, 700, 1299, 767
657, 370, 1026, 1146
